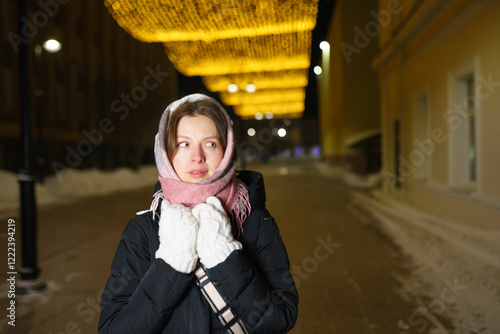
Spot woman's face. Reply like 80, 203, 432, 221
172, 115, 224, 183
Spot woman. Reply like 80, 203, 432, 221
98, 94, 298, 333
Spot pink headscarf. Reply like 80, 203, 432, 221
154, 94, 251, 234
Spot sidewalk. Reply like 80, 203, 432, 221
3, 161, 492, 333
350, 190, 500, 333
1, 185, 156, 333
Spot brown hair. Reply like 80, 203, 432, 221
164, 98, 236, 162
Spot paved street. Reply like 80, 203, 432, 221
1, 161, 437, 333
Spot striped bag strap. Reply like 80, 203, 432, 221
194, 265, 249, 334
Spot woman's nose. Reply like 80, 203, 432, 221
191, 146, 205, 162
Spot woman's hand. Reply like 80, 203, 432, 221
156, 199, 199, 274
192, 196, 242, 268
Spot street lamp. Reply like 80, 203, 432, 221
17, 0, 61, 291
17, 0, 44, 292
320, 41, 330, 51
314, 66, 323, 75
42, 39, 62, 53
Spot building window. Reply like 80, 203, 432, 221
413, 91, 430, 182
448, 57, 479, 191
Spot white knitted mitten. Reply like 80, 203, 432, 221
155, 199, 199, 274
192, 196, 242, 269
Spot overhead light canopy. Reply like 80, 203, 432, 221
220, 88, 305, 106
203, 69, 309, 92
104, 0, 318, 42
164, 31, 312, 76
234, 101, 304, 119
105, 0, 319, 119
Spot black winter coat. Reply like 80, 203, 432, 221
98, 171, 298, 333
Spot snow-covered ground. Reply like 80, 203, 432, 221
351, 191, 500, 334
0, 166, 159, 218
319, 166, 500, 334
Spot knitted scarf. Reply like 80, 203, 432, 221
153, 94, 251, 235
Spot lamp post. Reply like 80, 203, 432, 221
17, 1, 60, 292
18, 0, 40, 287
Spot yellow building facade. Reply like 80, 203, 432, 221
372, 0, 500, 227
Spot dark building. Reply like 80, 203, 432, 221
1, 0, 178, 177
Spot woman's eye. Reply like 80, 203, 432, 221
205, 142, 217, 148
178, 142, 188, 148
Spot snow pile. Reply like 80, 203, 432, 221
351, 191, 500, 334
0, 166, 158, 214
44, 166, 158, 197
317, 163, 382, 189
246, 161, 383, 189
0, 170, 21, 212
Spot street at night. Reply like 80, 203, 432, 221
2, 0, 500, 333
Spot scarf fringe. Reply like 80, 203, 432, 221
136, 190, 163, 220
139, 182, 251, 239
230, 181, 252, 239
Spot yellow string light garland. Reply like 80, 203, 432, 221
104, 0, 319, 118
164, 31, 312, 76
202, 69, 309, 92
234, 101, 305, 119
220, 88, 305, 106
105, 0, 318, 42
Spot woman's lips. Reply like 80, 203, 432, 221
188, 169, 208, 178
